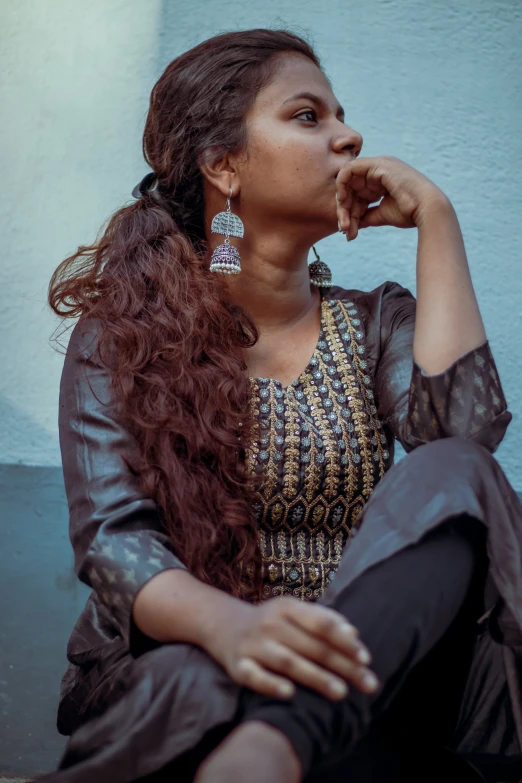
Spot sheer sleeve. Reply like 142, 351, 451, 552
58, 317, 188, 646
374, 281, 512, 454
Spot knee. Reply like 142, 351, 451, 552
130, 641, 240, 725
405, 436, 498, 475
383, 436, 508, 502
132, 641, 233, 694
132, 640, 199, 681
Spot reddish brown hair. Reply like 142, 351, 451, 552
49, 28, 321, 601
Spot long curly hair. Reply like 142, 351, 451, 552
49, 28, 321, 602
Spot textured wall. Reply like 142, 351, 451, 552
0, 0, 162, 464
1, 0, 521, 486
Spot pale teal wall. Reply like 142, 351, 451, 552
1, 0, 521, 486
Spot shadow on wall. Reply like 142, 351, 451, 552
0, 465, 90, 778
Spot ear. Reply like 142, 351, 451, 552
199, 146, 240, 198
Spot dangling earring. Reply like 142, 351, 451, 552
309, 246, 333, 287
209, 185, 244, 275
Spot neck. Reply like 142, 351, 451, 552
221, 233, 321, 333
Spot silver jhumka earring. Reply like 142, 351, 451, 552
309, 246, 333, 287
209, 185, 244, 275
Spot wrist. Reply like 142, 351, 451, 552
414, 191, 455, 230
195, 587, 254, 655
132, 567, 250, 649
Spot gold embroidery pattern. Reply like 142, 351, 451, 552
246, 297, 391, 601
282, 388, 301, 499
245, 378, 260, 487
321, 305, 361, 504
330, 310, 374, 497
328, 301, 389, 497
263, 382, 282, 500
302, 365, 341, 502
256, 495, 362, 601
286, 374, 316, 505
300, 375, 327, 503
338, 301, 388, 479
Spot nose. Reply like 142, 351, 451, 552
333, 125, 363, 158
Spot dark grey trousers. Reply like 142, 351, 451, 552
240, 515, 493, 781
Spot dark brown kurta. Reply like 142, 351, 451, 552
39, 280, 521, 782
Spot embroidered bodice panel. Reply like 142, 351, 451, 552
246, 297, 391, 601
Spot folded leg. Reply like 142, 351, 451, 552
239, 515, 488, 780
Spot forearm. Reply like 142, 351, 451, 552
413, 197, 487, 375
132, 566, 248, 648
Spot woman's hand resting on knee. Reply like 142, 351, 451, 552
200, 596, 380, 701
133, 568, 379, 701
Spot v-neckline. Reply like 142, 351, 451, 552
249, 290, 328, 393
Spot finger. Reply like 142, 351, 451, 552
255, 640, 350, 701
336, 191, 353, 233
346, 174, 367, 192
358, 204, 389, 229
339, 180, 386, 206
276, 622, 378, 693
337, 161, 388, 203
351, 196, 370, 219
336, 192, 372, 235
336, 186, 383, 235
347, 214, 359, 241
345, 198, 367, 241
231, 656, 295, 700
284, 601, 371, 663
336, 156, 387, 189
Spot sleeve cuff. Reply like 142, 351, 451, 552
82, 530, 188, 646
405, 340, 511, 452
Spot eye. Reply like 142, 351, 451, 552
295, 109, 317, 123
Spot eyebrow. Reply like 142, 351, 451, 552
281, 91, 345, 120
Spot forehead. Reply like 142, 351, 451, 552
252, 53, 335, 110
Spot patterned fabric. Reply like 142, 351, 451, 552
57, 318, 189, 653
56, 281, 510, 668
406, 341, 508, 445
52, 280, 517, 757
82, 530, 183, 640
245, 293, 509, 601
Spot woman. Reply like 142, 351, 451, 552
38, 27, 521, 783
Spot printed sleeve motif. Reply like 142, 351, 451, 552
59, 317, 188, 646
374, 282, 512, 454
405, 340, 511, 452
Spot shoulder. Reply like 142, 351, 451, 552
322, 281, 416, 358
58, 316, 109, 400
60, 316, 110, 372
322, 280, 416, 317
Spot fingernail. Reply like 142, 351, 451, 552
363, 673, 379, 691
278, 682, 294, 698
357, 648, 371, 665
329, 680, 348, 698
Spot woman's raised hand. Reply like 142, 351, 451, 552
335, 155, 449, 240
202, 596, 380, 701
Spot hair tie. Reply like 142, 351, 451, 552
132, 172, 159, 199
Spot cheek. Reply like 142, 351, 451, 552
248, 128, 322, 182
252, 147, 324, 193
242, 132, 332, 208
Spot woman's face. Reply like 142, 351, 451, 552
234, 52, 363, 240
